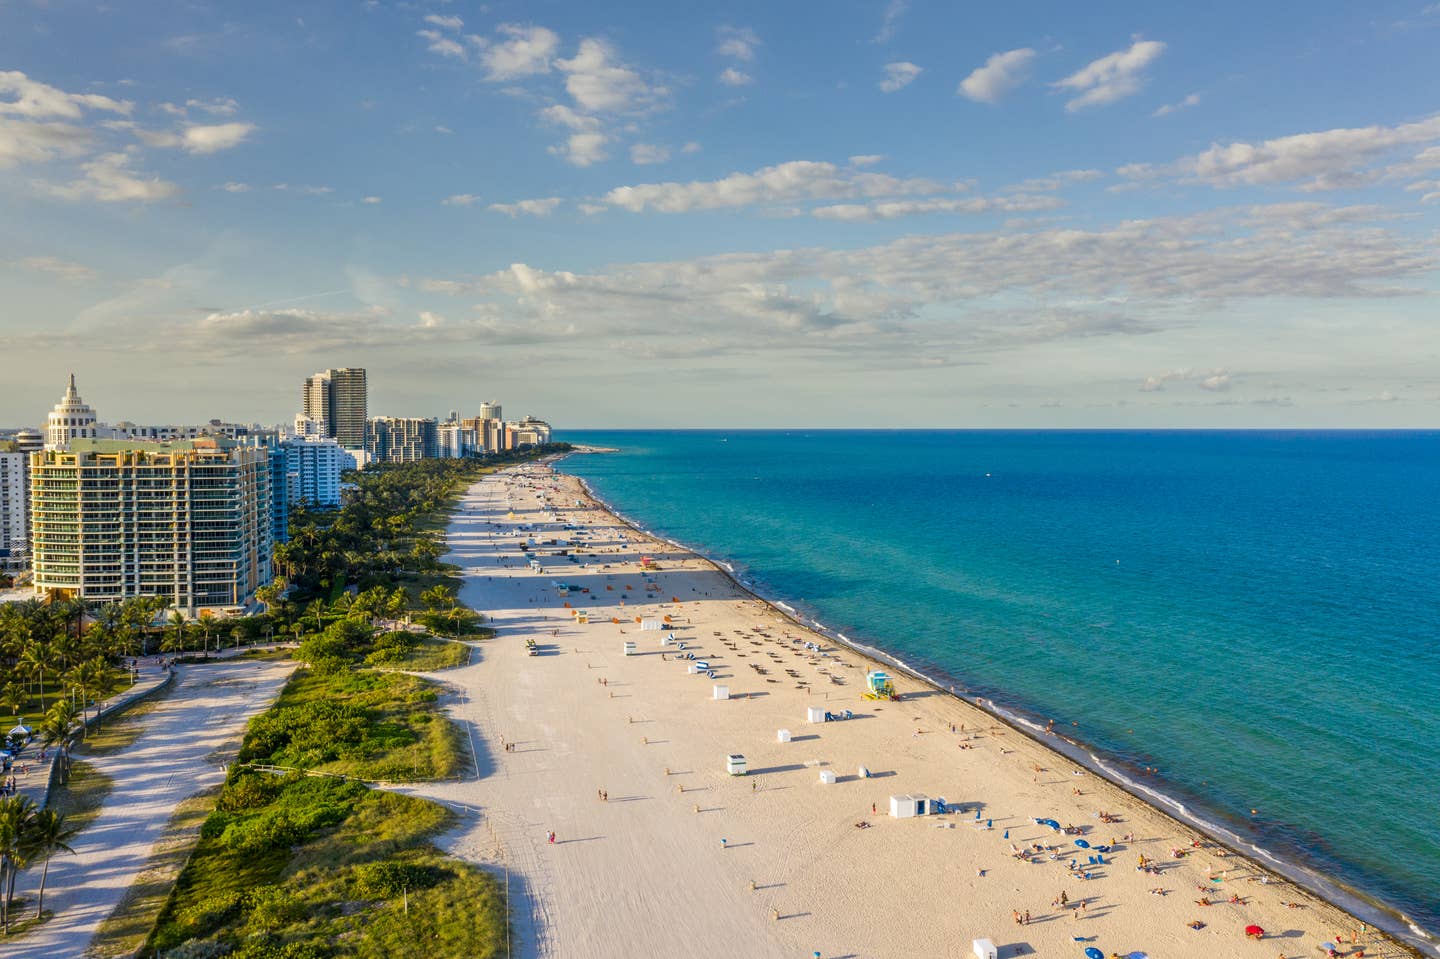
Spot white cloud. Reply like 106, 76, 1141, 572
540, 104, 601, 131
475, 24, 560, 80
1152, 92, 1200, 118
435, 124, 454, 134
443, 193, 481, 206
424, 13, 463, 31
0, 117, 92, 168
719, 67, 752, 87
810, 193, 1064, 221
1128, 115, 1440, 191
602, 160, 953, 213
361, 195, 382, 204
555, 38, 663, 113
1003, 168, 1104, 192
218, 181, 251, 192
1055, 39, 1166, 111
550, 131, 609, 166
880, 61, 922, 93
1139, 368, 1232, 392
849, 154, 885, 167
0, 70, 132, 119
409, 206, 1434, 369
180, 121, 254, 154
875, 0, 908, 43
12, 255, 96, 282
681, 141, 702, 154
418, 29, 466, 59
630, 143, 670, 165
185, 97, 239, 116
40, 151, 180, 203
716, 26, 759, 61
273, 183, 333, 195
489, 197, 562, 217
958, 48, 1036, 104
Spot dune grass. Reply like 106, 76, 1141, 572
237, 667, 463, 783
148, 773, 507, 958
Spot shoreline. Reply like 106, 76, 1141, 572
554, 447, 1436, 956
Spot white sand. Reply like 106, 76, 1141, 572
20, 659, 295, 958
406, 462, 1399, 959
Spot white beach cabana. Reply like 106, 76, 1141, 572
806, 706, 826, 724
713, 684, 730, 700
776, 729, 792, 743
726, 754, 747, 775
973, 939, 998, 959
818, 770, 836, 785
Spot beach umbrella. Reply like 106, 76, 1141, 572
1245, 925, 1265, 939
1084, 948, 1104, 959
1074, 839, 1091, 849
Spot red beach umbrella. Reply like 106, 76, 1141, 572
1244, 925, 1264, 939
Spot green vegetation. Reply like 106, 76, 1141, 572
49, 759, 114, 833
147, 770, 507, 957
238, 666, 460, 782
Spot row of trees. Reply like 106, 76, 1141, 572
0, 795, 78, 932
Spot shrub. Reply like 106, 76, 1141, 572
218, 773, 285, 811
240, 701, 369, 765
353, 860, 451, 898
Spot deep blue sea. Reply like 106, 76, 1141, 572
556, 430, 1440, 938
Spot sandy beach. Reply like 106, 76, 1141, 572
410, 458, 1409, 959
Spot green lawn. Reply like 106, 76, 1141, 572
386, 636, 470, 673
148, 773, 508, 958
51, 759, 115, 833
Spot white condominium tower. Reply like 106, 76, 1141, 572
302, 367, 367, 450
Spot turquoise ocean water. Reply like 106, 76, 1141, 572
556, 430, 1440, 939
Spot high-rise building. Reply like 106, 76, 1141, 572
437, 421, 478, 459
45, 374, 103, 450
269, 438, 354, 543
29, 438, 272, 613
301, 368, 367, 450
365, 417, 439, 463
478, 401, 502, 422
512, 416, 553, 446
0, 442, 29, 573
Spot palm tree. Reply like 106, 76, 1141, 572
21, 808, 79, 920
17, 644, 56, 713
0, 794, 36, 933
165, 610, 188, 655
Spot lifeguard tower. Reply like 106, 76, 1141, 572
864, 670, 897, 701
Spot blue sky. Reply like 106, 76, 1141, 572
2, 0, 1438, 427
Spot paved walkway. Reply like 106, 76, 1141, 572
16, 659, 295, 958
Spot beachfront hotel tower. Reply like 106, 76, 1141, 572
301, 367, 367, 450
29, 438, 272, 613
45, 373, 103, 450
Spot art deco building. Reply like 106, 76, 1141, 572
29, 438, 272, 613
45, 374, 104, 450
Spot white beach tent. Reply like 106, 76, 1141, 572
806, 707, 826, 724
713, 684, 730, 700
776, 729, 792, 743
818, 770, 837, 785
973, 939, 998, 959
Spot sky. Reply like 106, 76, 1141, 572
1, 0, 1438, 429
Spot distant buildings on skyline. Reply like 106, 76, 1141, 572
0, 369, 556, 612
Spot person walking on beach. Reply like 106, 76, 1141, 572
548, 831, 556, 844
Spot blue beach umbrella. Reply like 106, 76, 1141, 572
1003, 830, 1010, 839
1075, 839, 1091, 849
1084, 948, 1104, 959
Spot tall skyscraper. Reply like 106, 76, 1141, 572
29, 438, 272, 613
365, 417, 439, 463
478, 401, 502, 422
301, 368, 367, 450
